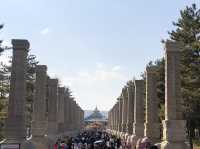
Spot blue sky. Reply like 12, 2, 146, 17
1, 0, 199, 111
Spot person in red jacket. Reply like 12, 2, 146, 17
54, 142, 59, 149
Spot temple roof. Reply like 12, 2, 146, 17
85, 106, 107, 122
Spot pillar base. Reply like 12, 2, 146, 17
161, 120, 189, 149
133, 123, 144, 137
126, 123, 133, 135
130, 135, 139, 149
32, 121, 47, 137
58, 123, 65, 133
118, 125, 122, 132
47, 121, 57, 135
161, 141, 189, 149
31, 136, 50, 149
144, 122, 160, 143
121, 124, 127, 133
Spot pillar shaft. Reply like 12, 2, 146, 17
126, 83, 135, 134
144, 66, 160, 143
32, 65, 47, 137
111, 108, 114, 130
64, 95, 70, 131
133, 80, 144, 137
121, 87, 128, 132
47, 79, 58, 135
70, 100, 76, 130
118, 98, 123, 132
115, 103, 119, 131
165, 42, 183, 120
57, 87, 65, 133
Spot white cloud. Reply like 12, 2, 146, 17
56, 63, 128, 111
40, 27, 50, 35
96, 62, 104, 69
112, 65, 121, 71
62, 64, 125, 83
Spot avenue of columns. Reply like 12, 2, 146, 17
4, 39, 84, 149
107, 41, 188, 149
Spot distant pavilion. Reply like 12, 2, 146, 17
84, 107, 107, 130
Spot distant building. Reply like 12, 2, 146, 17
84, 107, 107, 130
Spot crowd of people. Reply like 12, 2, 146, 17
54, 131, 121, 149
53, 130, 158, 149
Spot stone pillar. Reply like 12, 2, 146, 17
133, 80, 144, 138
5, 39, 29, 144
118, 97, 123, 132
64, 94, 70, 132
47, 78, 58, 136
74, 103, 79, 130
81, 110, 84, 130
161, 41, 188, 149
115, 101, 119, 132
71, 100, 76, 130
31, 65, 49, 149
115, 102, 119, 131
77, 106, 81, 130
126, 82, 135, 135
110, 108, 113, 130
121, 87, 128, 133
57, 87, 65, 133
109, 110, 112, 130
68, 99, 73, 131
144, 66, 160, 143
113, 104, 117, 131
108, 111, 110, 129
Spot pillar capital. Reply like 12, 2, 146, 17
12, 39, 30, 50
36, 65, 47, 72
58, 87, 65, 93
146, 66, 157, 74
48, 78, 58, 86
164, 40, 183, 52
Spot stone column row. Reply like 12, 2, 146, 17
108, 41, 188, 149
33, 68, 84, 138
108, 73, 160, 142
4, 39, 84, 149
